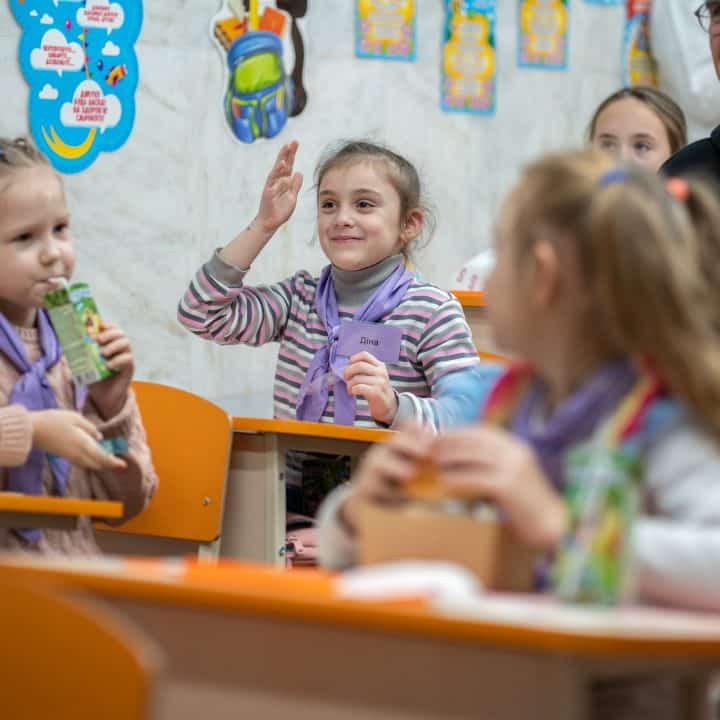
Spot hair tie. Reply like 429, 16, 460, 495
666, 177, 690, 203
598, 168, 628, 188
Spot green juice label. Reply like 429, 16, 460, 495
552, 444, 639, 606
43, 282, 115, 385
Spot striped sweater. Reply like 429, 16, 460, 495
178, 252, 481, 429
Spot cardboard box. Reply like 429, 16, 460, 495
355, 502, 537, 592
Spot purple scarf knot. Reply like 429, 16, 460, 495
511, 358, 638, 491
296, 262, 412, 425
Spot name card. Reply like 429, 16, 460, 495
337, 320, 403, 363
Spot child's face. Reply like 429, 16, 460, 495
591, 97, 673, 172
317, 161, 411, 271
0, 166, 75, 327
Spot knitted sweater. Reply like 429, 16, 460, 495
0, 324, 158, 555
178, 253, 481, 429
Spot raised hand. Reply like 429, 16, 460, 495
255, 140, 304, 235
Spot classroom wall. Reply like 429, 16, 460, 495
0, 1, 686, 404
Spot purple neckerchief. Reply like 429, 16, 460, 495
0, 310, 86, 544
296, 262, 413, 425
511, 357, 638, 491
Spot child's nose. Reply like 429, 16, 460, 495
335, 206, 354, 226
38, 235, 62, 263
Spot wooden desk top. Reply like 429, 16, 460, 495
232, 416, 392, 443
0, 494, 123, 520
2, 557, 720, 661
452, 290, 485, 308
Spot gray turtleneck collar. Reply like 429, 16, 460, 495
330, 254, 405, 309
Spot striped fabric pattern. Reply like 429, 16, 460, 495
178, 260, 480, 429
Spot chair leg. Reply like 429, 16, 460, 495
197, 538, 221, 562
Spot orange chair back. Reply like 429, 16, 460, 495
98, 381, 232, 543
0, 574, 163, 720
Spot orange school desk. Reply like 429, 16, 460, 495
1, 556, 719, 720
214, 395, 391, 564
451, 290, 508, 364
0, 493, 122, 530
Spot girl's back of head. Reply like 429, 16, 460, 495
511, 148, 720, 439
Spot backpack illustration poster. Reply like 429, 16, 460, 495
211, 0, 308, 144
10, 0, 142, 174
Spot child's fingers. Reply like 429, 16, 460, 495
348, 351, 382, 366
90, 447, 127, 471
99, 337, 130, 359
285, 139, 299, 170
433, 426, 507, 466
383, 427, 433, 464
75, 432, 127, 471
344, 361, 386, 381
347, 373, 380, 386
96, 325, 127, 345
290, 171, 304, 196
358, 446, 419, 495
104, 351, 134, 371
71, 414, 103, 441
267, 143, 292, 179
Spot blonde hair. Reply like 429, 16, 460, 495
511, 149, 720, 441
0, 136, 50, 172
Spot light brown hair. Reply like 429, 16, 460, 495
588, 87, 688, 154
511, 149, 720, 441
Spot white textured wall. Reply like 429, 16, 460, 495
0, 1, 690, 401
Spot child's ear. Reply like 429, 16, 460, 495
530, 239, 560, 308
400, 209, 424, 246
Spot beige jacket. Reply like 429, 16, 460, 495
0, 324, 158, 555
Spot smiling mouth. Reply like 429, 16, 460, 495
332, 236, 362, 243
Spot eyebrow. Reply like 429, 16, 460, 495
318, 188, 383, 197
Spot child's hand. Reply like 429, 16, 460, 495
433, 425, 567, 550
344, 351, 398, 425
31, 409, 126, 471
340, 425, 434, 533
255, 140, 304, 236
87, 322, 134, 420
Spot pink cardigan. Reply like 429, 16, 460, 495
0, 324, 158, 555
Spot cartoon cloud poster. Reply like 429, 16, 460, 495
10, 0, 142, 174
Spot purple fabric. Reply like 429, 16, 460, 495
511, 357, 638, 491
0, 309, 86, 543
296, 262, 413, 425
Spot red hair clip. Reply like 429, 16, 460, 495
666, 177, 690, 202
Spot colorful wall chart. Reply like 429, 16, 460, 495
211, 0, 308, 144
442, 0, 496, 115
623, 0, 657, 87
518, 0, 568, 70
11, 0, 142, 174
356, 0, 416, 61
